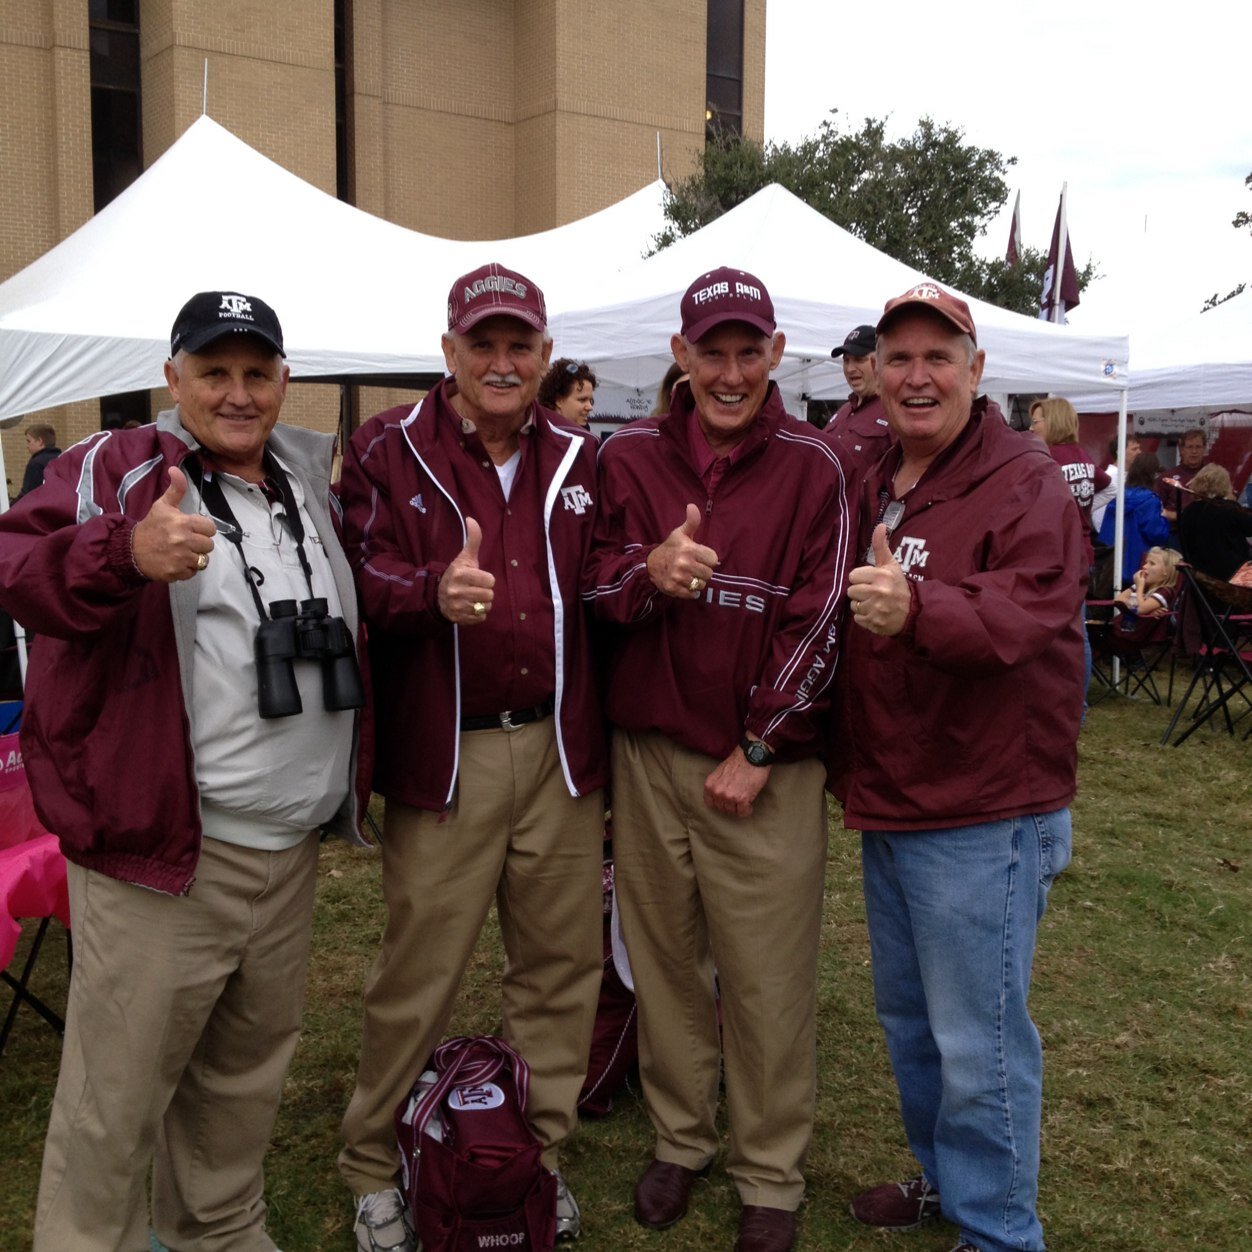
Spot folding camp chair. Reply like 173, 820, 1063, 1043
1160, 566, 1252, 746
1087, 594, 1179, 707
0, 730, 70, 1055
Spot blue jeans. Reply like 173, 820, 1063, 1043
861, 810, 1072, 1252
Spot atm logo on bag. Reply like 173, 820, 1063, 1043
447, 1081, 505, 1111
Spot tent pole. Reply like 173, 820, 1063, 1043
1110, 386, 1129, 688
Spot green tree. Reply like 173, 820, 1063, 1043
1201, 170, 1250, 311
654, 114, 1096, 317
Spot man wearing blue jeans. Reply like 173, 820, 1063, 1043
834, 283, 1085, 1252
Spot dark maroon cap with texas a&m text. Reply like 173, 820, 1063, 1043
679, 267, 776, 342
876, 282, 977, 345
447, 262, 547, 336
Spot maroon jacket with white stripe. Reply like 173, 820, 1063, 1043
584, 384, 853, 761
339, 382, 606, 812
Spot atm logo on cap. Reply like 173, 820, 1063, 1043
220, 294, 252, 317
905, 284, 942, 302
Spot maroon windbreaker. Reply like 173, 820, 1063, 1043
338, 382, 606, 811
584, 384, 853, 761
835, 401, 1086, 831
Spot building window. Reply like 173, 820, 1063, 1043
706, 0, 744, 140
88, 0, 142, 213
334, 0, 354, 203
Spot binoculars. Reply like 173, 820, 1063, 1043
254, 598, 365, 719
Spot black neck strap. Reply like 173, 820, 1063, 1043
185, 448, 316, 622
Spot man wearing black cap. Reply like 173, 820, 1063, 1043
337, 263, 604, 1252
0, 291, 362, 1251
821, 323, 893, 478
836, 284, 1083, 1252
585, 267, 852, 1252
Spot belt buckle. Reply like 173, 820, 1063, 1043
499, 709, 522, 732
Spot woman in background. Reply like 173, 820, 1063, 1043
1178, 463, 1252, 581
539, 358, 597, 429
1097, 452, 1172, 587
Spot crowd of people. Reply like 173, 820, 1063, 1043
0, 261, 1245, 1252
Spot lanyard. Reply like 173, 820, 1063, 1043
185, 449, 317, 622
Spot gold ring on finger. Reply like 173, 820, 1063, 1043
196, 553, 209, 571
472, 601, 486, 616
688, 576, 703, 594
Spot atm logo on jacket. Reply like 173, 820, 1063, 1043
895, 536, 930, 576
561, 484, 593, 515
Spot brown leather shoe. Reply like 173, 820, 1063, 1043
633, 1159, 711, 1229
734, 1205, 796, 1252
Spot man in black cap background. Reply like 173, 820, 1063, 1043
821, 323, 893, 483
0, 290, 362, 1252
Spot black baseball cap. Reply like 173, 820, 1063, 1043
831, 324, 877, 358
170, 291, 286, 357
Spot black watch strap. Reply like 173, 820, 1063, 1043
739, 735, 775, 766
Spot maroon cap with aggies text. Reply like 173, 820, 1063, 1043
447, 262, 547, 335
679, 267, 776, 342
877, 282, 978, 345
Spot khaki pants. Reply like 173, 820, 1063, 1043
339, 718, 603, 1192
35, 834, 320, 1252
611, 729, 828, 1210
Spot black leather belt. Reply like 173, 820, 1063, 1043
460, 697, 555, 733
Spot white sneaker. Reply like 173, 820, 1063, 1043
553, 1170, 581, 1241
354, 1188, 417, 1252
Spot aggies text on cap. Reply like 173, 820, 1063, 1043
679, 266, 776, 342
170, 291, 286, 357
447, 262, 547, 335
876, 283, 978, 345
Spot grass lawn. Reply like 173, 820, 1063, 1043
2, 690, 1248, 1251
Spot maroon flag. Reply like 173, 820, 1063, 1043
1006, 191, 1022, 267
1039, 188, 1080, 321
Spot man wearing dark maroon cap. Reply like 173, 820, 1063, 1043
821, 322, 893, 479
586, 267, 852, 1252
836, 283, 1083, 1252
337, 262, 605, 1251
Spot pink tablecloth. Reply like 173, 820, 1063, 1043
0, 834, 70, 971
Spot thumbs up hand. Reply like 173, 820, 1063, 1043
130, 466, 218, 583
647, 503, 720, 598
437, 516, 497, 625
847, 523, 911, 636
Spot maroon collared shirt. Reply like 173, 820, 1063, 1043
435, 393, 556, 717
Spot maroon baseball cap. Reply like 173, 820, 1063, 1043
447, 262, 547, 335
877, 282, 978, 345
679, 267, 776, 342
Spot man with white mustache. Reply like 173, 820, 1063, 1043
585, 267, 852, 1252
337, 263, 605, 1252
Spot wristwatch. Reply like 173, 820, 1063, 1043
739, 735, 775, 767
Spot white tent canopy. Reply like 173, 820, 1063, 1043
0, 116, 668, 421
550, 184, 1131, 403
1068, 289, 1252, 421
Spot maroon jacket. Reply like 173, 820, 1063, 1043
821, 393, 894, 469
1046, 440, 1110, 565
584, 384, 853, 761
0, 415, 362, 893
834, 400, 1085, 831
339, 381, 606, 811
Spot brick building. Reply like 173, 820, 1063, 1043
0, 0, 765, 494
